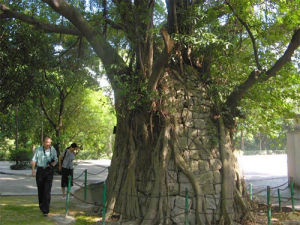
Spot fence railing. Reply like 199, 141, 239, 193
65, 167, 297, 225
249, 177, 297, 225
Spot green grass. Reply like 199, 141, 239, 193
0, 195, 100, 225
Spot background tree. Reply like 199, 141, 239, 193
234, 67, 299, 151
35, 58, 99, 153
0, 19, 52, 110
0, 9, 115, 160
1, 1, 299, 224
0, 17, 53, 162
62, 88, 116, 159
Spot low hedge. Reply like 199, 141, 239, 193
240, 150, 286, 155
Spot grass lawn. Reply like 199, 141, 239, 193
0, 195, 100, 225
2, 195, 299, 225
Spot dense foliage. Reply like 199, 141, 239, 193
0, 5, 116, 160
0, 0, 299, 158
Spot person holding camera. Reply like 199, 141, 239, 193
32, 136, 57, 216
59, 143, 79, 199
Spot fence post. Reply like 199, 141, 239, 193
185, 188, 189, 225
84, 169, 87, 201
249, 183, 253, 201
267, 186, 271, 225
277, 189, 281, 212
290, 178, 295, 212
102, 182, 107, 225
65, 175, 72, 216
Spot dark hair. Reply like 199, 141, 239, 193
70, 143, 78, 148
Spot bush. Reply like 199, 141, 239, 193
10, 161, 31, 170
0, 150, 6, 161
0, 138, 15, 161
9, 148, 32, 164
9, 148, 32, 170
241, 150, 286, 155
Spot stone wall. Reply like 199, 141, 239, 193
167, 81, 226, 225
132, 74, 242, 224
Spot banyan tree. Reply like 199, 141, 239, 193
1, 0, 299, 224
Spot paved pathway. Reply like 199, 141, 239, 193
237, 154, 300, 210
0, 155, 299, 210
0, 160, 110, 195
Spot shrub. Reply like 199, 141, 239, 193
9, 148, 32, 164
9, 148, 32, 170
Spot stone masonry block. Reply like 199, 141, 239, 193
210, 159, 222, 170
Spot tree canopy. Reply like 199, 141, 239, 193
1, 1, 299, 122
0, 1, 116, 159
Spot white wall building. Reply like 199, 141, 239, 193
287, 115, 300, 187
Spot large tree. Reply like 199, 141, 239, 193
1, 1, 299, 224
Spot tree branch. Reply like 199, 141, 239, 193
105, 18, 125, 30
225, 0, 261, 70
57, 37, 81, 59
58, 89, 65, 128
226, 28, 300, 111
165, 0, 179, 34
42, 0, 128, 90
264, 29, 300, 80
148, 28, 174, 91
0, 4, 81, 35
102, 0, 107, 38
40, 97, 57, 129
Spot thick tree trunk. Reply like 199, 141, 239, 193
106, 72, 251, 225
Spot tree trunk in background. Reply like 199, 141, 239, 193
15, 105, 19, 151
241, 130, 244, 151
41, 110, 44, 145
106, 71, 250, 225
261, 134, 266, 151
54, 128, 60, 156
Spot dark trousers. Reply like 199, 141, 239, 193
36, 167, 54, 214
61, 168, 73, 187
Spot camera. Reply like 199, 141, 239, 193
48, 159, 55, 168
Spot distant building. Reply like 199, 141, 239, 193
287, 115, 300, 187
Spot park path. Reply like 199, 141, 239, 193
238, 154, 300, 210
0, 160, 110, 195
0, 155, 299, 210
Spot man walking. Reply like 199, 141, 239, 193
59, 143, 79, 199
32, 136, 57, 216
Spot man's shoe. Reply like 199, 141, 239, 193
43, 213, 48, 217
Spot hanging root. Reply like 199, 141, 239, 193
141, 125, 171, 225
119, 131, 141, 220
106, 124, 140, 222
172, 126, 204, 225
218, 198, 231, 225
218, 116, 234, 225
234, 188, 254, 223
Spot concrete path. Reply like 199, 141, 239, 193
0, 155, 299, 210
237, 154, 300, 210
0, 160, 110, 195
